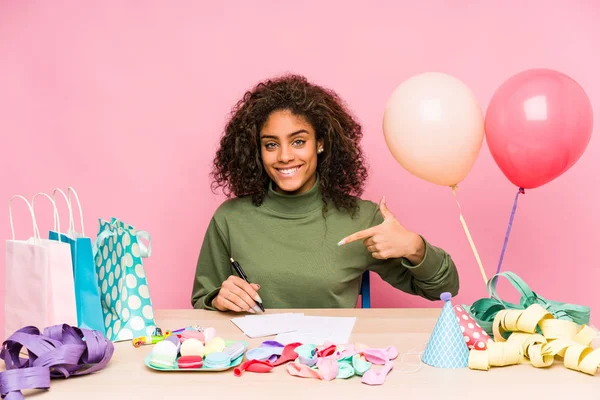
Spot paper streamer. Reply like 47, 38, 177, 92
463, 272, 591, 338
451, 185, 488, 286
468, 303, 600, 375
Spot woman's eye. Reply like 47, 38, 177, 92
293, 139, 306, 146
264, 143, 277, 149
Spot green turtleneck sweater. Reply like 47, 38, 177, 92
191, 179, 459, 310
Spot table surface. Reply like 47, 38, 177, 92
1, 308, 598, 399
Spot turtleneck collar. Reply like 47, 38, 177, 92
262, 175, 322, 216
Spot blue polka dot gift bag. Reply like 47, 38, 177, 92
93, 217, 157, 342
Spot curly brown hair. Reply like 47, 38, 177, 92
210, 74, 369, 216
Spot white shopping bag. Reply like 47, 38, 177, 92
31, 192, 78, 328
4, 196, 49, 338
3, 194, 77, 339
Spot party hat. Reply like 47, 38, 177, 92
422, 292, 469, 368
453, 305, 493, 350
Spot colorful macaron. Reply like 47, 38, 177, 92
204, 352, 231, 369
177, 355, 203, 369
149, 340, 178, 369
203, 327, 217, 342
164, 334, 181, 351
223, 341, 247, 360
204, 337, 226, 355
180, 338, 205, 357
180, 330, 205, 343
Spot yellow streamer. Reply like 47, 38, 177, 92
451, 185, 488, 285
468, 303, 600, 375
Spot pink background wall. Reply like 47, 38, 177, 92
1, 1, 599, 340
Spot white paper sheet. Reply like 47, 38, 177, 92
230, 314, 356, 344
230, 313, 305, 338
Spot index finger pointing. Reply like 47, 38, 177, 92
338, 226, 376, 246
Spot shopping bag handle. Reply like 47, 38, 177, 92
137, 230, 151, 258
52, 188, 72, 234
8, 195, 40, 241
31, 193, 62, 238
68, 187, 85, 236
52, 187, 86, 237
93, 230, 116, 257
93, 229, 151, 259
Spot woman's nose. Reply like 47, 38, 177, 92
278, 145, 295, 163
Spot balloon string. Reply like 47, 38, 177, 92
451, 185, 488, 286
493, 188, 524, 290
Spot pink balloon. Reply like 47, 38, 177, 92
485, 69, 593, 189
383, 72, 485, 187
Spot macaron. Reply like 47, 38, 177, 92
149, 340, 178, 369
204, 352, 231, 369
177, 355, 203, 369
223, 341, 247, 360
164, 335, 181, 351
180, 330, 205, 343
204, 337, 226, 355
203, 327, 217, 342
180, 338, 205, 357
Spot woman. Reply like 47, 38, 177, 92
191, 74, 459, 313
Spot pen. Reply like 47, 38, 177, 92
229, 257, 265, 312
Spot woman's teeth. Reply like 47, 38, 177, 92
278, 167, 299, 175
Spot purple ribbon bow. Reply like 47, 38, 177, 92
0, 324, 114, 399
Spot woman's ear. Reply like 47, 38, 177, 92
317, 139, 324, 154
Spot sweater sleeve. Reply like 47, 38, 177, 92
365, 207, 460, 301
190, 216, 231, 310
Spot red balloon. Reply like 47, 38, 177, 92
485, 69, 593, 189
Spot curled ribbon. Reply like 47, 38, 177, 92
468, 303, 600, 375
0, 325, 114, 399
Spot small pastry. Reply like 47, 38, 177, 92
204, 337, 225, 355
164, 334, 181, 352
149, 340, 178, 368
204, 352, 231, 369
223, 341, 247, 360
177, 355, 203, 369
180, 330, 205, 343
180, 338, 205, 357
203, 327, 217, 342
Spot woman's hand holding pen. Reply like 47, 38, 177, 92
212, 276, 263, 313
